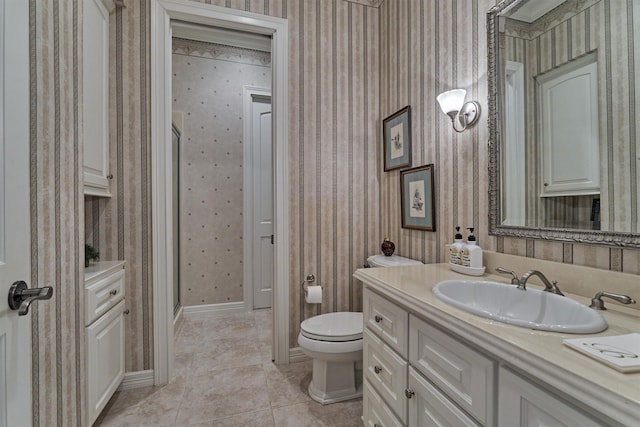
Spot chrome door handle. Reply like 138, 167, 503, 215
8, 281, 53, 316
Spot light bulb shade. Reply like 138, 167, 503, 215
436, 89, 466, 114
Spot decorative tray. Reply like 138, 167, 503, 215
563, 333, 640, 373
449, 262, 485, 276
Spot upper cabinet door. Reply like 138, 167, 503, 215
83, 0, 112, 197
538, 55, 600, 198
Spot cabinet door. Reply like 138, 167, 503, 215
408, 367, 480, 427
498, 367, 605, 427
87, 299, 125, 426
409, 315, 495, 426
539, 56, 600, 197
83, 0, 111, 196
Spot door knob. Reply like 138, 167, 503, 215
8, 281, 53, 316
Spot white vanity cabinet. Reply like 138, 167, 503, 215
82, 0, 114, 196
361, 285, 619, 427
363, 288, 493, 427
85, 261, 126, 426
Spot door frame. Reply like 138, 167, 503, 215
242, 86, 272, 312
150, 0, 290, 384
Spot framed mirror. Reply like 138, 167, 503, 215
487, 0, 640, 247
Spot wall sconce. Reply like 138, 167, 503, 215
436, 89, 480, 133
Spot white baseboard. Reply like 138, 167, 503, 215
288, 347, 310, 363
118, 370, 155, 391
183, 301, 247, 316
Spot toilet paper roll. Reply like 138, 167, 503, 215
305, 285, 322, 304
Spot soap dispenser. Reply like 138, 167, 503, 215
449, 226, 465, 265
461, 227, 483, 268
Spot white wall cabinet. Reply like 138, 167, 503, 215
83, 0, 113, 196
538, 55, 600, 197
85, 261, 126, 426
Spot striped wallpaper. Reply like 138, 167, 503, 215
31, 0, 640, 423
502, 0, 639, 233
30, 0, 86, 425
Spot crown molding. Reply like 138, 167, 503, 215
342, 0, 383, 8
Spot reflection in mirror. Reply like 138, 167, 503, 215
488, 0, 640, 247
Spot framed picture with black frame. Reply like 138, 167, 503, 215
400, 164, 435, 231
383, 106, 411, 171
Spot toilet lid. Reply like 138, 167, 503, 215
367, 254, 423, 267
300, 312, 363, 342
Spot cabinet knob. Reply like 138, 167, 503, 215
544, 182, 549, 186
110, 289, 118, 295
374, 424, 381, 427
123, 309, 130, 315
404, 389, 415, 399
374, 365, 382, 374
374, 314, 383, 323
107, 174, 114, 180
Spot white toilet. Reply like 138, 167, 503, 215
297, 254, 423, 404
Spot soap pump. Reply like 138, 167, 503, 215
461, 227, 483, 268
449, 226, 465, 265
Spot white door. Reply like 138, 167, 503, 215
0, 0, 33, 425
251, 94, 273, 309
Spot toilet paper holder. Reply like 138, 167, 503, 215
301, 274, 317, 292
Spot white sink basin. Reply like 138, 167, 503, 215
433, 279, 607, 334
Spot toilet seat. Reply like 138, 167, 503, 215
300, 312, 363, 342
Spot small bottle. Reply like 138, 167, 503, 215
461, 227, 483, 268
449, 226, 465, 265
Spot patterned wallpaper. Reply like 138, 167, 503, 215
29, 0, 640, 423
172, 39, 272, 306
30, 0, 86, 425
379, 0, 640, 274
502, 0, 639, 232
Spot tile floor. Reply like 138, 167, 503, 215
95, 309, 363, 426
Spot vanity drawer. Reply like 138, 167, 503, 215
364, 288, 408, 357
409, 314, 495, 426
364, 378, 405, 427
85, 268, 125, 325
364, 327, 408, 424
408, 367, 480, 427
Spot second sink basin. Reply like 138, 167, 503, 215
433, 279, 607, 334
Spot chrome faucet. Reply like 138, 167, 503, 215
589, 291, 636, 310
495, 267, 564, 296
520, 270, 564, 296
495, 267, 524, 290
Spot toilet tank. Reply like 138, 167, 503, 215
366, 254, 423, 268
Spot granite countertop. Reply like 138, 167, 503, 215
354, 263, 640, 426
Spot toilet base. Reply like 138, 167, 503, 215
307, 358, 363, 405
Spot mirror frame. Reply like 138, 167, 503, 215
487, 0, 640, 248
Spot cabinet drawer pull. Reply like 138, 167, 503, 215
374, 314, 383, 323
404, 389, 415, 399
110, 289, 118, 296
374, 365, 382, 374
123, 309, 130, 315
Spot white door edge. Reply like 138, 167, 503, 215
242, 86, 272, 312
150, 0, 290, 383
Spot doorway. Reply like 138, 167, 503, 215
151, 1, 290, 384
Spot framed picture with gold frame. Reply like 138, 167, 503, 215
400, 164, 435, 231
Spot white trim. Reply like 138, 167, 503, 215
182, 301, 247, 316
172, 21, 271, 52
117, 370, 155, 391
151, 0, 290, 386
288, 347, 311, 364
242, 86, 272, 312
